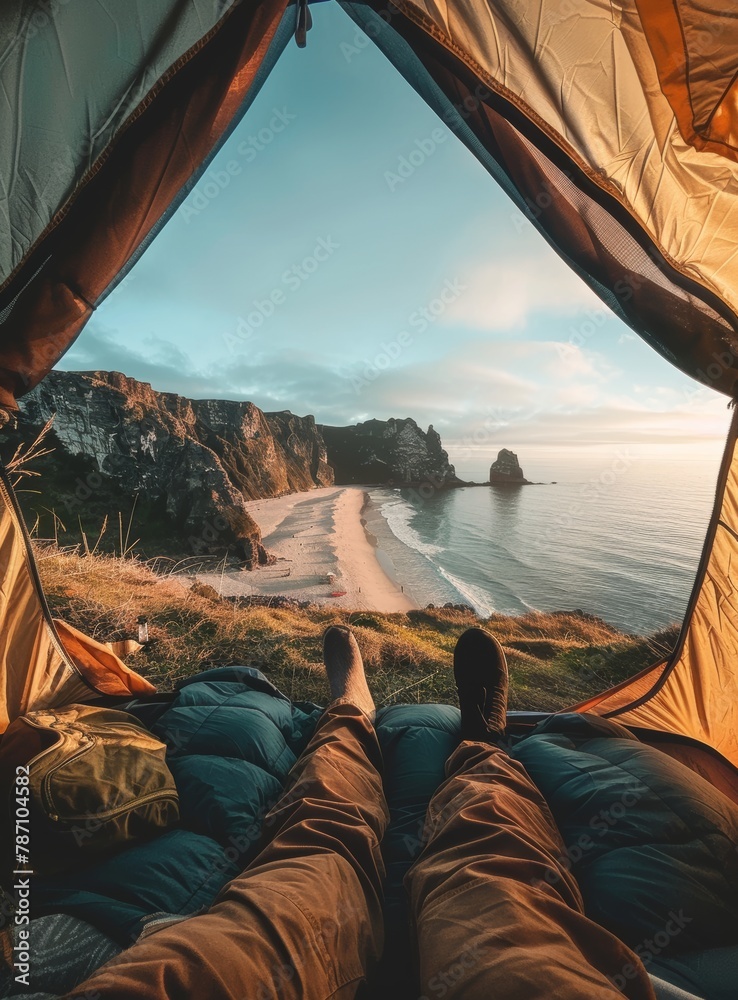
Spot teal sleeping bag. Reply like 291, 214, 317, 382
511, 714, 738, 955
31, 668, 322, 944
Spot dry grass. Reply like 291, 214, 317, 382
35, 546, 679, 712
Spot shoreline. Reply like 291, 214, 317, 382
196, 486, 417, 613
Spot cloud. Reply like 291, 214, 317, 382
62, 327, 362, 422
443, 250, 602, 332
60, 324, 215, 398
443, 397, 730, 457
58, 322, 730, 456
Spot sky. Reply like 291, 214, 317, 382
60, 2, 732, 476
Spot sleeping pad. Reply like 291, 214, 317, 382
5, 667, 738, 1000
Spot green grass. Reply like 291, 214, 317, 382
36, 546, 679, 712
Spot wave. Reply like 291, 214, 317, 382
438, 566, 497, 617
377, 492, 500, 616
367, 465, 715, 633
379, 494, 444, 558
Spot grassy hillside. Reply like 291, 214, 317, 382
36, 546, 678, 712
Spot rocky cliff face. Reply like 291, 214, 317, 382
0, 373, 462, 563
320, 418, 461, 487
2, 371, 333, 567
489, 448, 530, 484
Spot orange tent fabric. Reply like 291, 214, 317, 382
574, 407, 738, 769
0, 466, 153, 732
53, 621, 155, 699
636, 0, 738, 162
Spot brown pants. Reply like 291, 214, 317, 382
68, 702, 656, 1000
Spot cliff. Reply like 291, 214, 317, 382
0, 373, 463, 564
1, 371, 333, 567
320, 418, 462, 487
489, 448, 531, 485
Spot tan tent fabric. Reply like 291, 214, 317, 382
0, 467, 154, 732
108, 639, 145, 660
0, 469, 90, 731
376, 0, 738, 391
574, 408, 738, 769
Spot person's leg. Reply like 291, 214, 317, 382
66, 627, 388, 1000
406, 628, 656, 1000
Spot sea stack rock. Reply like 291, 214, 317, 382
489, 448, 530, 485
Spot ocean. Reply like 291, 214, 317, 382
363, 444, 725, 635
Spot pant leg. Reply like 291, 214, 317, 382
406, 741, 656, 1000
66, 701, 389, 1000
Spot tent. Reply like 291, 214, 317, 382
3, 2, 738, 996
2, 0, 738, 783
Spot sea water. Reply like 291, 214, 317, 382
363, 444, 724, 634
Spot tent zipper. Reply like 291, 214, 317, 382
295, 0, 312, 47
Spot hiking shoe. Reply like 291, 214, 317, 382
453, 627, 509, 741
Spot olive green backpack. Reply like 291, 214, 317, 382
0, 704, 179, 875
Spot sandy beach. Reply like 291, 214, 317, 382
197, 486, 416, 612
